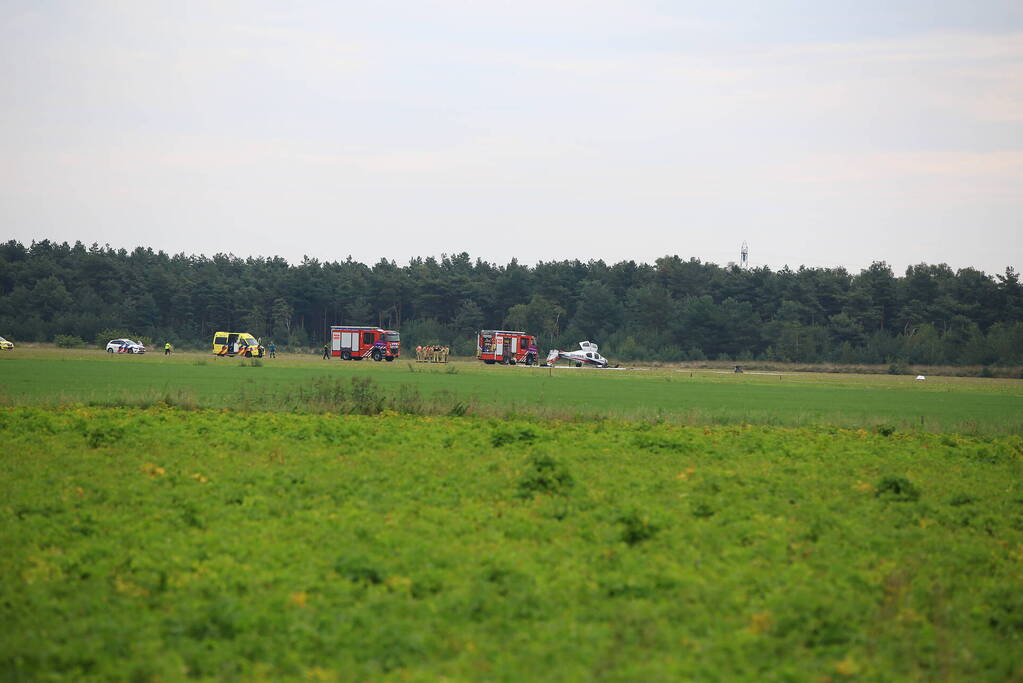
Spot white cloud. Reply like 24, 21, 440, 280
0, 4, 1019, 273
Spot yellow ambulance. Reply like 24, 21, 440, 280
212, 331, 264, 358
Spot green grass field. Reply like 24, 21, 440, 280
3, 347, 1022, 433
1, 349, 1022, 680
2, 408, 1022, 680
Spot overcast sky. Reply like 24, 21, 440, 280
2, 1, 1020, 275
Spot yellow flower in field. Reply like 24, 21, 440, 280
897, 608, 922, 624
289, 591, 308, 607
835, 656, 859, 677
853, 482, 873, 492
140, 463, 165, 477
749, 611, 772, 634
385, 575, 412, 593
677, 466, 697, 480
114, 576, 149, 597
21, 554, 62, 584
190, 472, 209, 483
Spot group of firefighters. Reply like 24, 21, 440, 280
415, 345, 450, 363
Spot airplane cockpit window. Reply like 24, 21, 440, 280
586, 353, 593, 358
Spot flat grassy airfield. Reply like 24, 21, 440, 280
1, 348, 1022, 680
3, 347, 1022, 432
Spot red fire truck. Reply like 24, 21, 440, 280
477, 330, 539, 365
330, 326, 400, 361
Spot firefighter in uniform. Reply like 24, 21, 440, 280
525, 342, 537, 365
322, 342, 330, 359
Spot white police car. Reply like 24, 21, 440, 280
106, 338, 146, 354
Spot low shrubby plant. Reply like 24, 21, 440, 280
618, 509, 659, 545
517, 454, 573, 497
875, 475, 920, 502
875, 423, 897, 437
54, 334, 85, 348
492, 424, 539, 447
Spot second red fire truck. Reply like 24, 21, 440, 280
477, 330, 539, 365
330, 326, 401, 361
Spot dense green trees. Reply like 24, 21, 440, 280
0, 239, 1020, 365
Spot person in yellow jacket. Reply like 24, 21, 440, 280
164, 342, 172, 356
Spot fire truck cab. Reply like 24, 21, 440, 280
477, 330, 538, 365
330, 326, 400, 361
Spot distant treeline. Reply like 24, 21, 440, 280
1, 239, 1021, 366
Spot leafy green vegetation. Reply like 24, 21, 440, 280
2, 407, 1021, 680
1, 351, 1020, 679
53, 334, 86, 348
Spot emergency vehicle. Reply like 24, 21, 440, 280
477, 330, 539, 365
330, 326, 400, 361
212, 331, 265, 357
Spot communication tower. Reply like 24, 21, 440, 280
740, 241, 749, 268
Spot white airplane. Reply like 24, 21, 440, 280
545, 341, 610, 368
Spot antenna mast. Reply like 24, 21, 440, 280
740, 241, 749, 268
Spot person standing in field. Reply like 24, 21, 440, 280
268, 341, 276, 359
322, 342, 330, 360
164, 341, 172, 355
